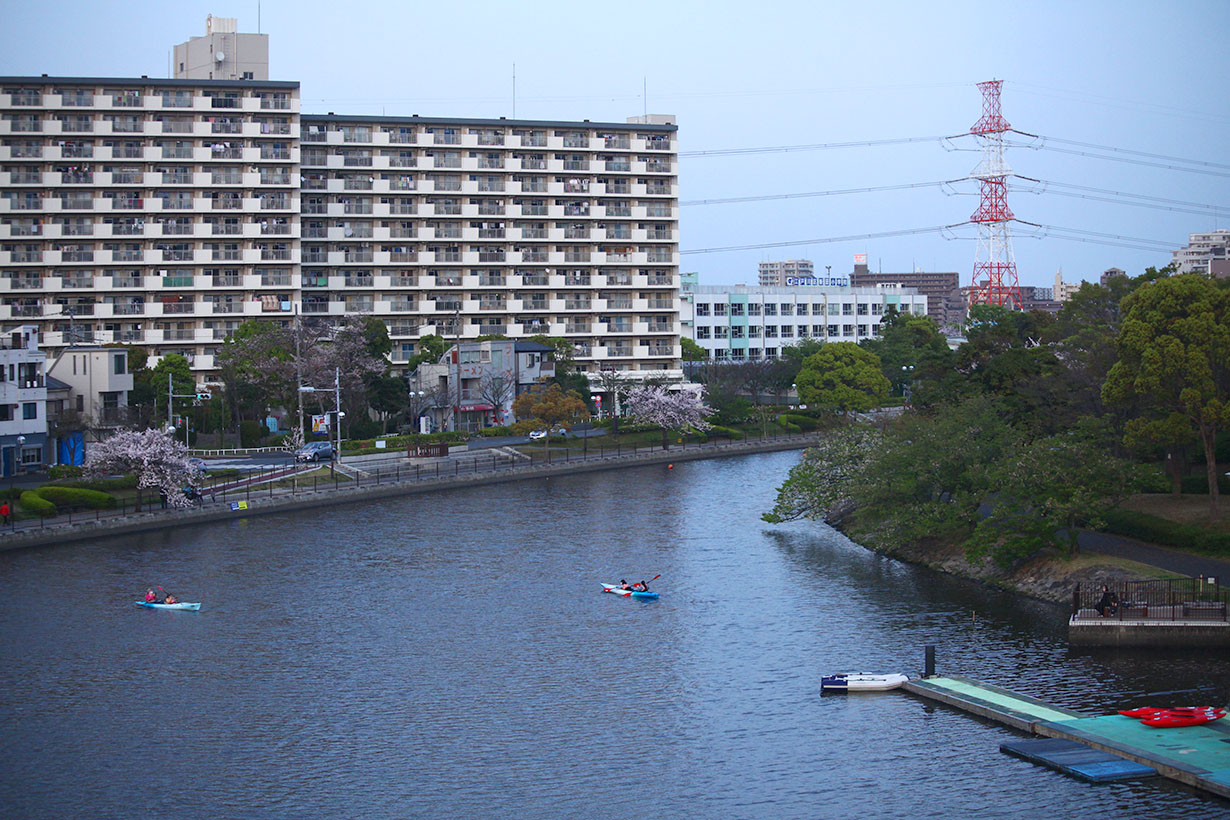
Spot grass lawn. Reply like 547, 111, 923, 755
1122, 493, 1230, 533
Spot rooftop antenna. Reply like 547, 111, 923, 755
512, 63, 516, 119
258, 0, 262, 33
643, 77, 647, 118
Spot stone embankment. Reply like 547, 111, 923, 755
0, 434, 816, 551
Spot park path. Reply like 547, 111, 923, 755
1078, 529, 1230, 581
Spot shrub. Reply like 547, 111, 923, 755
239, 420, 265, 448
19, 490, 56, 517
478, 426, 514, 437
49, 465, 85, 480
778, 413, 820, 432
60, 474, 140, 492
1101, 509, 1230, 557
35, 486, 116, 510
707, 424, 744, 441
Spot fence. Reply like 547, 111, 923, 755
2, 433, 817, 537
1072, 578, 1228, 622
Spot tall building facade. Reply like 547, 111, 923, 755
173, 16, 269, 82
848, 262, 963, 328
757, 258, 813, 286
681, 282, 927, 362
0, 77, 680, 381
1171, 229, 1230, 275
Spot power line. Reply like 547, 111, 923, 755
679, 135, 953, 158
1012, 175, 1229, 212
681, 225, 964, 255
679, 180, 960, 207
1013, 220, 1175, 251
1011, 130, 1230, 171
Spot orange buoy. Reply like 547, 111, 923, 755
668, 464, 674, 469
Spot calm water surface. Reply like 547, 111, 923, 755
1, 452, 1228, 819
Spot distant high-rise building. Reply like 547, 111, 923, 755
1053, 270, 1082, 301
1171, 229, 1230, 275
173, 16, 269, 81
1100, 267, 1126, 286
849, 262, 964, 328
758, 259, 814, 286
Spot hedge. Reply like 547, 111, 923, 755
49, 465, 85, 480
707, 425, 745, 441
19, 490, 56, 517
60, 474, 139, 492
778, 413, 821, 432
34, 486, 116, 510
1101, 508, 1230, 557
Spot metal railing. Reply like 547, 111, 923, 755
1072, 578, 1228, 622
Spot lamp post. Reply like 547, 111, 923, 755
299, 366, 343, 466
14, 435, 25, 477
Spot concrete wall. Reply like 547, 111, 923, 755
1068, 621, 1230, 647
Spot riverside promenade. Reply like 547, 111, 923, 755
0, 433, 818, 551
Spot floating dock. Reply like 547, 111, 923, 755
903, 675, 1230, 800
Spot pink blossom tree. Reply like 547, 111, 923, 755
624, 385, 713, 450
85, 428, 198, 510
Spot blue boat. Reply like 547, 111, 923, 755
601, 583, 659, 600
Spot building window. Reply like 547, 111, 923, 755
22, 402, 36, 420
0, 405, 11, 421
828, 303, 840, 316
797, 325, 809, 337
857, 303, 868, 315
763, 304, 777, 316
713, 303, 727, 317
764, 347, 777, 358
780, 303, 793, 316
113, 353, 126, 374
696, 327, 710, 339
749, 326, 761, 338
858, 324, 869, 336
781, 326, 794, 338
748, 303, 761, 316
730, 303, 745, 317
764, 326, 778, 338
843, 304, 854, 316
714, 326, 729, 339
695, 303, 710, 317
20, 446, 41, 465
731, 326, 745, 339
871, 304, 883, 315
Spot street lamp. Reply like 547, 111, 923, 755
299, 366, 343, 465
14, 435, 25, 477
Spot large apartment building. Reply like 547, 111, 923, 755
1172, 229, 1230, 276
0, 77, 681, 382
757, 259, 814, 287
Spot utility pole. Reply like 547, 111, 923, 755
453, 308, 461, 433
295, 305, 304, 448
167, 372, 203, 444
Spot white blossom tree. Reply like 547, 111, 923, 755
85, 428, 198, 510
624, 385, 713, 449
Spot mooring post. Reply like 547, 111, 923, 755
924, 645, 935, 679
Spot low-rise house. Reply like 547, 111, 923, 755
0, 325, 48, 476
414, 340, 555, 432
46, 347, 135, 436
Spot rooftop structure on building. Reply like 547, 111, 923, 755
0, 74, 680, 382
848, 260, 963, 329
174, 16, 269, 82
757, 259, 814, 287
680, 279, 927, 363
1171, 229, 1230, 275
1100, 267, 1126, 286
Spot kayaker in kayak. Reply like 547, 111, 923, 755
631, 580, 649, 592
618, 579, 632, 590
144, 588, 157, 603
164, 593, 178, 605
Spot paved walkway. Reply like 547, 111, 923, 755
1078, 529, 1230, 581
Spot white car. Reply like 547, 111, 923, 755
528, 429, 547, 441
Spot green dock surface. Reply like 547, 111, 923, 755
904, 675, 1230, 799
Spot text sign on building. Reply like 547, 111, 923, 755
854, 253, 867, 264
785, 276, 850, 287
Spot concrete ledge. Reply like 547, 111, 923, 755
0, 435, 815, 551
1069, 619, 1230, 647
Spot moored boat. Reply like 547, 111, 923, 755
1140, 709, 1225, 729
821, 672, 909, 692
1118, 706, 1223, 719
601, 583, 659, 600
134, 601, 202, 611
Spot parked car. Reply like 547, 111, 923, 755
295, 441, 335, 462
528, 429, 547, 441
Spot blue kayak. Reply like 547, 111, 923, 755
134, 601, 202, 611
602, 583, 659, 600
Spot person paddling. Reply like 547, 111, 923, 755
618, 579, 632, 590
144, 588, 158, 603
163, 592, 178, 605
631, 579, 649, 592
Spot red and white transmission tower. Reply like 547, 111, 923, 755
967, 80, 1022, 309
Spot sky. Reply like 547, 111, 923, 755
2, 0, 1226, 290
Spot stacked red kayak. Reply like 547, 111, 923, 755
1118, 706, 1227, 728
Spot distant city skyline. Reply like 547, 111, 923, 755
1, 0, 1225, 289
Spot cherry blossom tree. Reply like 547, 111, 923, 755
624, 385, 713, 449
85, 428, 198, 510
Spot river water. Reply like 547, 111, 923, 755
1, 451, 1227, 819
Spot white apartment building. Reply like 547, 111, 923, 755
0, 75, 300, 379
758, 259, 814, 287
298, 113, 680, 376
1171, 229, 1230, 275
682, 283, 928, 362
0, 324, 47, 475
0, 77, 680, 383
174, 16, 269, 82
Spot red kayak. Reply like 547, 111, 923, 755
1140, 710, 1226, 729
1118, 706, 1223, 719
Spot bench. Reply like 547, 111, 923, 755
1182, 601, 1228, 619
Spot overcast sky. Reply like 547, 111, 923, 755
2, 0, 1226, 289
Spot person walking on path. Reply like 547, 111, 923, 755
0, 501, 10, 525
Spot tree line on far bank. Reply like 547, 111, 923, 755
762, 268, 1229, 568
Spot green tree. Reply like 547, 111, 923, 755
860, 310, 953, 399
680, 336, 707, 362
1103, 273, 1230, 519
406, 334, 449, 371
966, 420, 1145, 566
795, 342, 890, 416
512, 383, 590, 460
150, 353, 195, 432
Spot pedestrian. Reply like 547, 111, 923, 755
0, 500, 10, 525
1097, 584, 1118, 617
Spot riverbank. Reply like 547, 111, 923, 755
0, 434, 817, 551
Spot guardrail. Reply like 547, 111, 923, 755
2, 432, 820, 542
188, 446, 293, 456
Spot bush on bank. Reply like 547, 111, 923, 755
1101, 509, 1230, 557
19, 490, 56, 517
34, 486, 116, 511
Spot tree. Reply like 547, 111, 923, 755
591, 368, 630, 432
680, 337, 707, 363
762, 426, 883, 524
511, 383, 590, 460
794, 342, 890, 416
85, 428, 197, 510
1103, 274, 1230, 519
966, 421, 1145, 567
624, 385, 713, 450
367, 374, 410, 433
477, 369, 516, 424
406, 334, 448, 371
